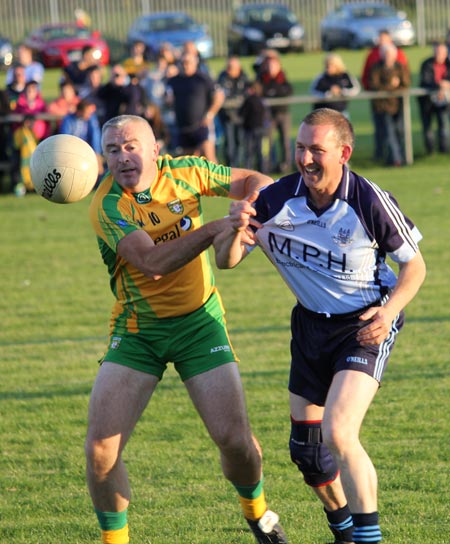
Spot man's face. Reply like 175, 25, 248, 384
295, 123, 350, 197
181, 54, 198, 76
103, 121, 160, 193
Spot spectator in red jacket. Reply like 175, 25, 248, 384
361, 30, 409, 90
361, 30, 409, 161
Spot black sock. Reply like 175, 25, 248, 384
325, 504, 354, 542
352, 512, 382, 543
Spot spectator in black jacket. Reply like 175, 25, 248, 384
418, 41, 450, 154
217, 56, 248, 166
257, 49, 293, 173
310, 53, 360, 118
238, 80, 267, 172
97, 64, 146, 126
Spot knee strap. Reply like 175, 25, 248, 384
289, 421, 339, 487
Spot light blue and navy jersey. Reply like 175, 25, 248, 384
253, 167, 422, 315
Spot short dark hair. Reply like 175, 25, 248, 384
301, 108, 355, 148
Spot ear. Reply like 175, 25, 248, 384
340, 144, 353, 164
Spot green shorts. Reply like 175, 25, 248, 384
101, 292, 238, 381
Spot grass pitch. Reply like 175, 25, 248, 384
1, 46, 449, 543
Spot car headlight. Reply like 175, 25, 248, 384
92, 48, 103, 60
288, 25, 304, 40
196, 39, 212, 55
244, 28, 265, 42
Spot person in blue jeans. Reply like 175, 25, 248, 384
368, 44, 411, 166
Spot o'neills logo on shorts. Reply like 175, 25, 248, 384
210, 345, 231, 354
110, 336, 122, 349
346, 356, 368, 365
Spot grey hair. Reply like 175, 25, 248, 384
101, 114, 151, 152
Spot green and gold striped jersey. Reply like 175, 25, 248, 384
89, 154, 231, 331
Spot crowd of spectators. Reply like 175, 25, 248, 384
1, 31, 450, 196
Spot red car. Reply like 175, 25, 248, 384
24, 23, 110, 68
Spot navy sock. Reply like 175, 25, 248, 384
352, 512, 382, 543
325, 504, 354, 542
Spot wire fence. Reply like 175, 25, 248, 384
1, 0, 450, 61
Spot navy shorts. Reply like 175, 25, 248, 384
178, 125, 209, 149
288, 303, 404, 406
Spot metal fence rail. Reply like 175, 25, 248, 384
0, 87, 429, 166
1, 0, 450, 59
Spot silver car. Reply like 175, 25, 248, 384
320, 2, 415, 51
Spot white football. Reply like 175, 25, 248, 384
30, 134, 99, 204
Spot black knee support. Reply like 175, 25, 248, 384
289, 421, 339, 487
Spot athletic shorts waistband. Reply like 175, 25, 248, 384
297, 299, 383, 321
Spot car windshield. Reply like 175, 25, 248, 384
42, 26, 91, 40
147, 15, 194, 32
246, 7, 296, 24
349, 5, 396, 19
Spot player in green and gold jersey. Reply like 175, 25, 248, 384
86, 114, 288, 544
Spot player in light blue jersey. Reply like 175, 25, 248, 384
215, 108, 426, 544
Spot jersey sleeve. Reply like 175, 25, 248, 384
359, 181, 422, 264
90, 193, 141, 252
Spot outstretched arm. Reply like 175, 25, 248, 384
117, 217, 229, 279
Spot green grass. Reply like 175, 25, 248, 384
1, 47, 449, 543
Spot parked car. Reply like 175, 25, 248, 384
24, 23, 110, 67
227, 3, 304, 56
0, 35, 13, 69
320, 2, 416, 51
127, 12, 214, 60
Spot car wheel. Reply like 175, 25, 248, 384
238, 40, 250, 56
349, 34, 361, 50
321, 35, 332, 51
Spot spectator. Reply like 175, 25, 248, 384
6, 63, 27, 110
238, 80, 267, 172
141, 100, 170, 154
217, 55, 248, 166
63, 45, 101, 94
14, 80, 50, 142
361, 30, 409, 90
121, 40, 152, 79
361, 29, 410, 161
257, 49, 293, 173
310, 53, 360, 117
368, 44, 411, 166
0, 89, 12, 192
97, 64, 146, 125
418, 41, 450, 154
140, 53, 177, 152
181, 40, 210, 75
166, 51, 224, 161
77, 65, 106, 124
47, 80, 80, 130
12, 114, 37, 196
59, 98, 104, 177
6, 44, 44, 87
158, 42, 179, 76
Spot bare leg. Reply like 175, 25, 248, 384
322, 370, 379, 513
184, 362, 262, 485
85, 362, 159, 512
